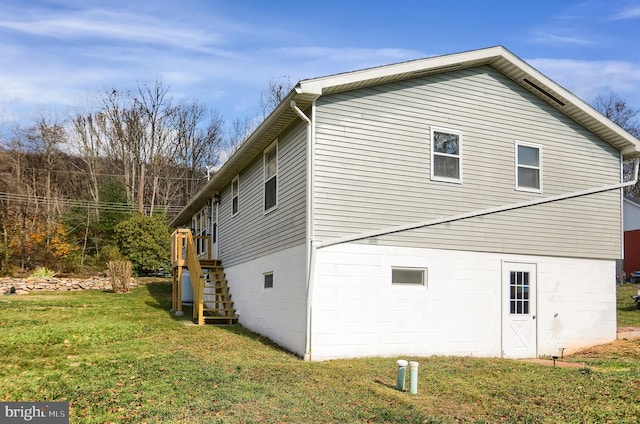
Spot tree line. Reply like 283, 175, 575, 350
0, 77, 291, 275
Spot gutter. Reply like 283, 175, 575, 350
319, 159, 640, 249
170, 90, 302, 228
290, 100, 316, 361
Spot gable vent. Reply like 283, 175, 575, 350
523, 78, 566, 107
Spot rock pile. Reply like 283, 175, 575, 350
0, 276, 138, 295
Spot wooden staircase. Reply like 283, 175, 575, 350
199, 259, 238, 325
171, 229, 238, 325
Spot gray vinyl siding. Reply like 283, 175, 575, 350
218, 120, 307, 267
313, 65, 622, 259
365, 191, 621, 259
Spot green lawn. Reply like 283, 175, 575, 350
1, 281, 639, 423
618, 283, 640, 327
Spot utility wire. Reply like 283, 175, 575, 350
5, 167, 207, 182
0, 192, 185, 213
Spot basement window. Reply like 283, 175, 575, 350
264, 272, 274, 289
392, 268, 427, 286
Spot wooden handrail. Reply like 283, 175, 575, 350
171, 228, 206, 325
183, 231, 205, 324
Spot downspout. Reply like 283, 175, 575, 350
320, 159, 640, 249
291, 100, 315, 361
214, 194, 220, 259
620, 151, 626, 266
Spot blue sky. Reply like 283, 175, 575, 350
1, 0, 639, 130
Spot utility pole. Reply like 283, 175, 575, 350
138, 163, 145, 214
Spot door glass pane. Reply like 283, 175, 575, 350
509, 271, 530, 315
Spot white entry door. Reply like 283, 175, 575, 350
502, 262, 537, 358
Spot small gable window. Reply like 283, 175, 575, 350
264, 141, 278, 213
431, 127, 462, 183
231, 175, 239, 216
515, 141, 542, 192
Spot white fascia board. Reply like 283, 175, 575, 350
297, 46, 506, 95
501, 50, 640, 158
297, 45, 640, 158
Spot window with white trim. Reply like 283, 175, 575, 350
231, 175, 239, 216
431, 127, 462, 183
264, 141, 278, 212
264, 272, 274, 289
392, 268, 427, 286
515, 141, 542, 192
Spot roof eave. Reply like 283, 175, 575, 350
297, 45, 640, 158
170, 89, 318, 227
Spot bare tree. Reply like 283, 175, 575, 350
593, 93, 640, 137
593, 93, 640, 195
159, 100, 225, 207
259, 75, 292, 119
226, 115, 258, 156
71, 112, 103, 206
27, 116, 66, 223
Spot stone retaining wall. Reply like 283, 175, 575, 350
0, 276, 138, 295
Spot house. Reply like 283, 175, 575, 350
170, 46, 640, 361
623, 197, 640, 279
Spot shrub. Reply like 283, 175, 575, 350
114, 213, 170, 276
31, 267, 57, 278
107, 260, 132, 293
99, 244, 125, 264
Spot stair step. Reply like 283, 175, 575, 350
203, 307, 236, 312
204, 277, 227, 282
203, 289, 231, 294
202, 316, 239, 324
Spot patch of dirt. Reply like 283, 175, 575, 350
570, 338, 640, 359
521, 358, 588, 368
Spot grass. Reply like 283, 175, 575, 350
1, 281, 639, 423
618, 283, 640, 327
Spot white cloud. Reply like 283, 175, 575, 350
529, 58, 640, 105
530, 32, 597, 46
0, 8, 218, 51
612, 6, 640, 19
